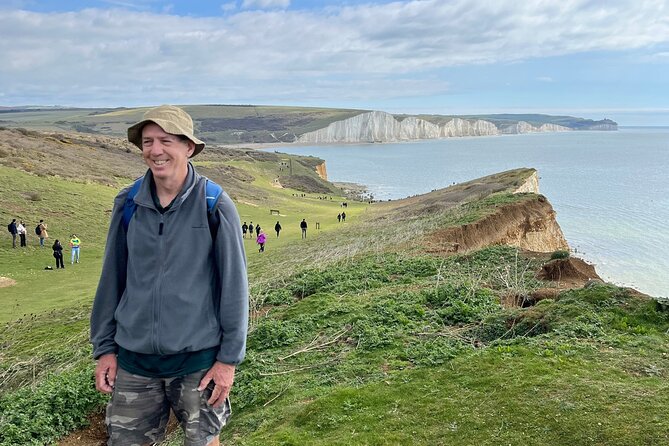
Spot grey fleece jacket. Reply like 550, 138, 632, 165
90, 164, 248, 365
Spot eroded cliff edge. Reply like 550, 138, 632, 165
374, 168, 569, 255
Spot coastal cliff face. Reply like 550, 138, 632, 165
430, 196, 569, 254
315, 162, 328, 181
513, 171, 540, 194
499, 121, 571, 134
297, 112, 573, 143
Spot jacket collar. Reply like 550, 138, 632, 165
133, 162, 198, 211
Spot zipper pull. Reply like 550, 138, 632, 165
159, 222, 164, 235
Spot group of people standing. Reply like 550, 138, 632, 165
7, 218, 48, 248
7, 218, 81, 269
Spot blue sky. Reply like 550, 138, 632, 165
1, 0, 668, 125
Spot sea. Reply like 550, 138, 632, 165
266, 127, 669, 297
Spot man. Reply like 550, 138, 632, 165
8, 219, 17, 248
300, 218, 308, 239
69, 234, 81, 264
274, 220, 281, 237
90, 105, 248, 446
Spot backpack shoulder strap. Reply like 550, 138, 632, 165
122, 177, 143, 232
205, 179, 223, 216
205, 179, 223, 240
122, 177, 223, 236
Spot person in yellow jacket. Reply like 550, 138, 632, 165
69, 234, 81, 264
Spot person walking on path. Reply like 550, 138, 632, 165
341, 211, 346, 222
37, 219, 48, 248
248, 222, 254, 239
255, 224, 261, 238
17, 221, 27, 247
69, 234, 81, 264
90, 105, 248, 446
241, 222, 248, 238
8, 219, 17, 248
337, 213, 341, 223
52, 239, 65, 269
256, 230, 266, 252
274, 221, 281, 237
300, 219, 308, 239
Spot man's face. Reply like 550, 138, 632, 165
141, 123, 195, 183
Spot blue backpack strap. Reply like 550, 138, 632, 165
205, 179, 223, 215
122, 177, 143, 232
122, 177, 222, 235
205, 179, 223, 240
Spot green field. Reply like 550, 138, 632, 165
1, 129, 667, 446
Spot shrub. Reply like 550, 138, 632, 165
550, 250, 570, 260
0, 365, 107, 446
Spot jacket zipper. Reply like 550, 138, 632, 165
152, 213, 166, 354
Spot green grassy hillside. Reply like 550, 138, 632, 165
0, 129, 665, 446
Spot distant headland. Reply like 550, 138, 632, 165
0, 105, 616, 145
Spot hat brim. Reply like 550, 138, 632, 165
127, 118, 205, 157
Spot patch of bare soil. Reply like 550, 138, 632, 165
537, 257, 602, 288
0, 276, 17, 288
58, 412, 180, 446
58, 412, 106, 446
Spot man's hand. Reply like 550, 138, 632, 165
198, 361, 236, 408
95, 353, 117, 394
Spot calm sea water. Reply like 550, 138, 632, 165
268, 128, 669, 297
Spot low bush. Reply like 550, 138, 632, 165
550, 250, 570, 260
0, 364, 107, 446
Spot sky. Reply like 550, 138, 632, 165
1, 0, 668, 125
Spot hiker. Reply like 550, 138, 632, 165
337, 213, 341, 222
17, 221, 26, 247
255, 224, 261, 238
249, 222, 254, 239
241, 222, 248, 238
256, 230, 266, 252
52, 239, 65, 269
90, 105, 248, 446
274, 221, 281, 237
8, 219, 17, 248
69, 234, 81, 264
341, 211, 346, 222
36, 219, 48, 247
300, 218, 308, 239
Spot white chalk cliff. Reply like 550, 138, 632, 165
297, 112, 572, 143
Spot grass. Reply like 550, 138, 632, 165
2, 130, 666, 446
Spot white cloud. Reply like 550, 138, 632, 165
537, 76, 554, 82
0, 0, 668, 106
221, 2, 237, 12
241, 0, 290, 9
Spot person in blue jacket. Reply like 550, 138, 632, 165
90, 105, 248, 446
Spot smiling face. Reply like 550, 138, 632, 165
141, 123, 195, 186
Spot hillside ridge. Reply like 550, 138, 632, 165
0, 105, 616, 145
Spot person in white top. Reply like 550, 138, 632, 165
16, 221, 27, 247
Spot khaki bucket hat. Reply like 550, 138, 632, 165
127, 105, 205, 157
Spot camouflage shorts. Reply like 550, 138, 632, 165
106, 367, 231, 446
